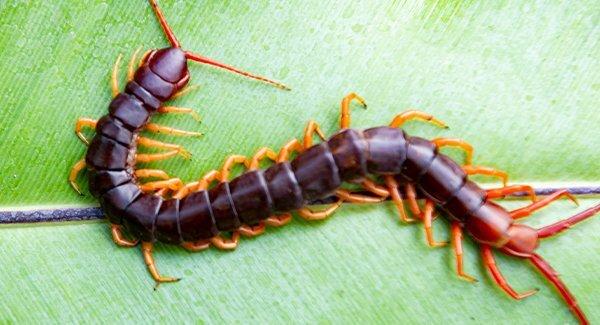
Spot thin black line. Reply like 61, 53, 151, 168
1, 186, 599, 224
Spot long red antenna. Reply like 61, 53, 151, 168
529, 254, 589, 325
148, 0, 290, 91
185, 51, 290, 91
148, 0, 180, 48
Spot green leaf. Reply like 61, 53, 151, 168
0, 0, 598, 323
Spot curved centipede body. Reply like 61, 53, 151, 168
68, 1, 599, 324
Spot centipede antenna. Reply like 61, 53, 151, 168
529, 254, 589, 325
185, 51, 291, 91
149, 0, 181, 48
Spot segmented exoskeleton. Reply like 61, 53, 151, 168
68, 2, 599, 324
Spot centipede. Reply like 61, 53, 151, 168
68, 1, 599, 324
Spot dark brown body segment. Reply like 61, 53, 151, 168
291, 143, 341, 201
419, 154, 467, 204
263, 162, 303, 212
179, 191, 218, 240
123, 194, 163, 241
88, 170, 132, 197
327, 129, 368, 182
229, 170, 272, 225
400, 136, 438, 182
95, 116, 134, 147
209, 182, 241, 231
100, 182, 141, 224
109, 94, 151, 130
85, 136, 130, 170
363, 127, 407, 174
155, 199, 181, 244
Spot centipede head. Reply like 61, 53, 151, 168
145, 47, 190, 91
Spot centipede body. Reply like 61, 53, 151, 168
67, 1, 600, 324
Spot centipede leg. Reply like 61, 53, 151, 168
210, 232, 240, 250
171, 84, 200, 99
510, 189, 578, 219
158, 105, 201, 121
141, 242, 180, 286
339, 92, 367, 129
265, 213, 292, 227
529, 253, 589, 325
145, 123, 202, 137
134, 169, 170, 180
423, 200, 448, 247
239, 223, 266, 237
361, 177, 390, 197
405, 183, 422, 218
111, 53, 123, 98
137, 136, 191, 159
486, 185, 537, 203
384, 176, 414, 223
74, 118, 97, 145
389, 110, 448, 129
219, 155, 248, 181
110, 224, 139, 247
432, 138, 474, 165
481, 245, 538, 299
136, 150, 181, 163
126, 47, 143, 81
335, 189, 385, 203
68, 158, 87, 195
463, 165, 508, 186
181, 240, 211, 252
298, 201, 343, 221
302, 120, 327, 148
451, 222, 477, 282
139, 178, 183, 192
537, 203, 600, 239
247, 147, 278, 170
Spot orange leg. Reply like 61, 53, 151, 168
127, 47, 142, 81
137, 136, 191, 159
75, 118, 97, 145
335, 189, 384, 204
423, 200, 448, 247
247, 147, 278, 170
298, 201, 343, 221
171, 84, 200, 99
136, 150, 181, 163
432, 138, 474, 165
361, 177, 390, 197
384, 176, 414, 223
463, 165, 508, 186
265, 213, 292, 227
302, 120, 326, 149
158, 105, 201, 121
145, 123, 202, 137
510, 189, 578, 219
139, 178, 183, 192
239, 222, 266, 237
451, 222, 477, 282
181, 240, 211, 252
219, 155, 248, 181
111, 53, 123, 98
134, 169, 170, 180
142, 242, 180, 285
481, 245, 538, 299
339, 92, 367, 129
69, 158, 86, 195
389, 110, 448, 129
111, 224, 139, 247
486, 185, 537, 203
277, 139, 303, 162
405, 183, 422, 218
210, 232, 240, 250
